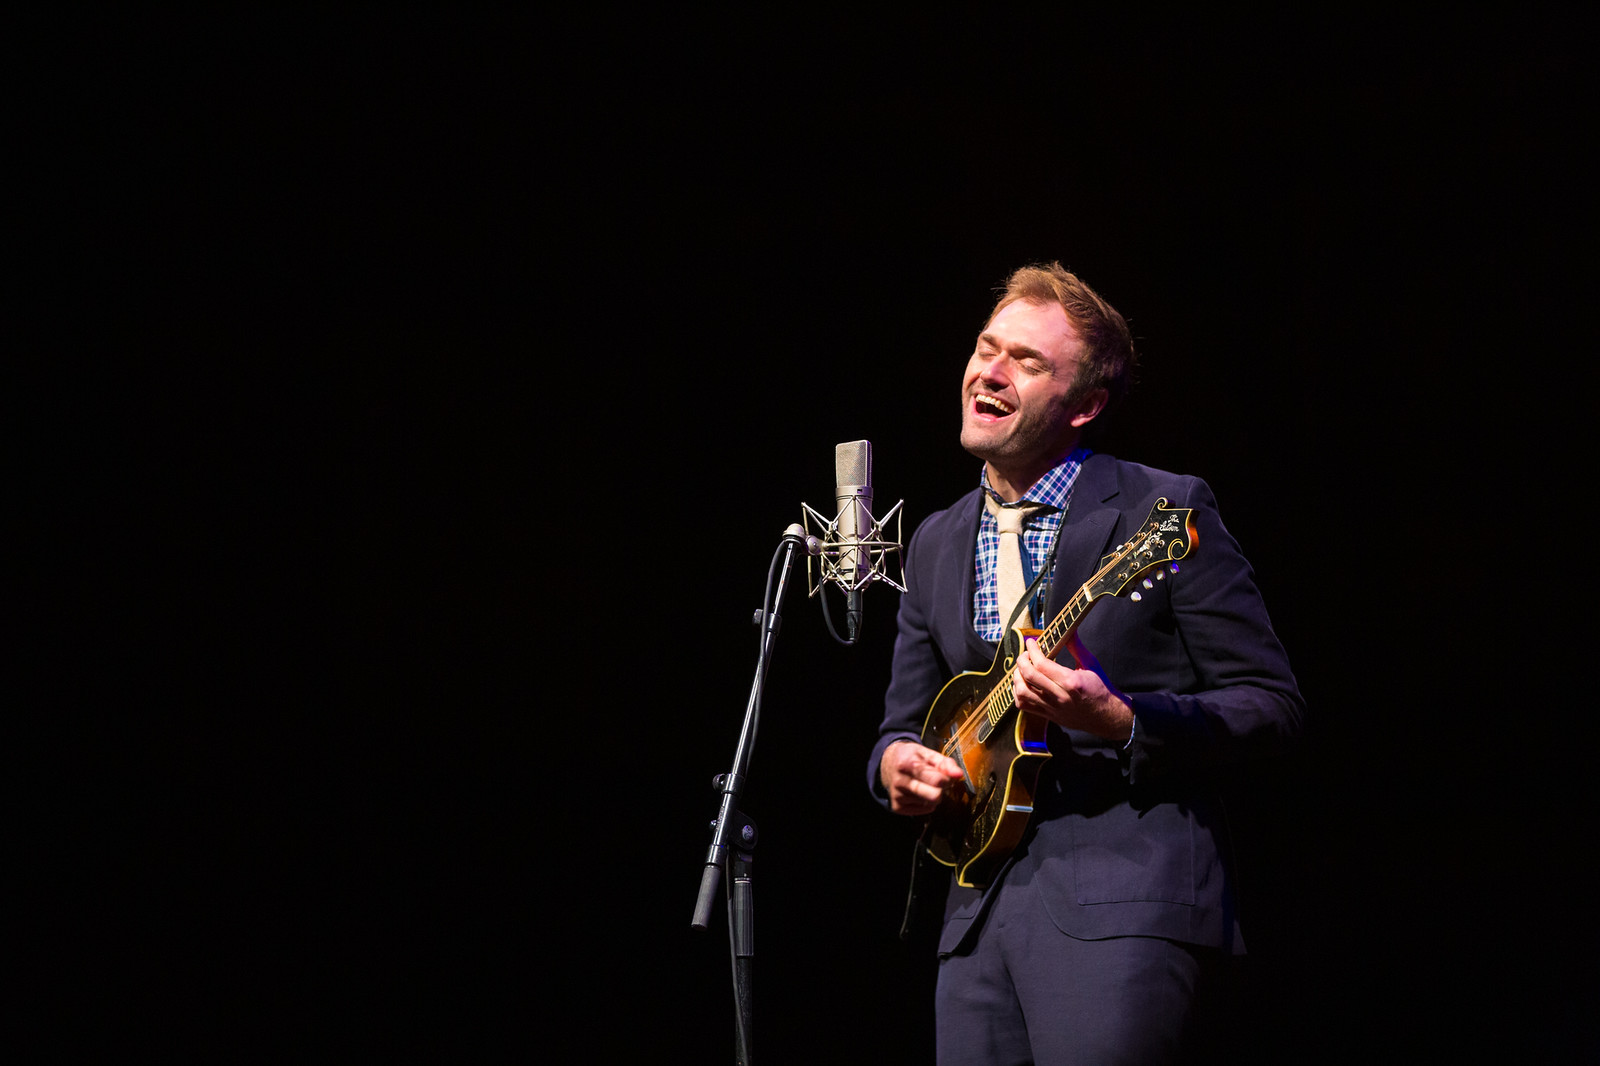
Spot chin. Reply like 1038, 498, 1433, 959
959, 427, 1006, 463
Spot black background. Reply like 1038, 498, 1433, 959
29, 10, 1592, 1063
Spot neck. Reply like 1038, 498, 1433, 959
985, 442, 1081, 503
983, 463, 1037, 503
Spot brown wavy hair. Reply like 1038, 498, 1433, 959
987, 262, 1139, 412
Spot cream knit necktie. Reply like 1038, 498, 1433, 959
985, 493, 1048, 632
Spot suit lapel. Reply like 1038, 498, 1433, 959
1044, 455, 1122, 622
954, 488, 997, 662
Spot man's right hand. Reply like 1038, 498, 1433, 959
879, 740, 964, 816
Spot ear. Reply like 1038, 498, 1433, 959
1068, 387, 1109, 428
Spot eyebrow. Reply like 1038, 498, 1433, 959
977, 332, 1048, 363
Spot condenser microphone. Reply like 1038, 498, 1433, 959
835, 440, 873, 640
799, 440, 904, 645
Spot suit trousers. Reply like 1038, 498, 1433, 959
934, 852, 1220, 1066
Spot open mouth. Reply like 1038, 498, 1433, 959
973, 393, 1015, 418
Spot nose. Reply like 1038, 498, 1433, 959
978, 356, 1012, 390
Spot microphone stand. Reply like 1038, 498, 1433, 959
691, 523, 812, 1066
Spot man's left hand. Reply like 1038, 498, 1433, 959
1012, 632, 1135, 743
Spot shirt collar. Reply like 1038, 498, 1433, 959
979, 446, 1093, 511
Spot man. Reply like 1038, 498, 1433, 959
870, 263, 1304, 1064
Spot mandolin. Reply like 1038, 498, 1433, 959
918, 498, 1197, 889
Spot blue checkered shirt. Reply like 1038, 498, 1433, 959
973, 448, 1091, 642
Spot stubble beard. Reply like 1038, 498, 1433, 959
960, 398, 1070, 473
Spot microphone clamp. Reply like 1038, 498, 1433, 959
799, 497, 907, 598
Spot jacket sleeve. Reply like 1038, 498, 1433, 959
866, 514, 953, 804
1118, 476, 1306, 786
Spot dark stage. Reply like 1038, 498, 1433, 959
32, 10, 1592, 1063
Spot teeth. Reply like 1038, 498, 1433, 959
976, 394, 1014, 415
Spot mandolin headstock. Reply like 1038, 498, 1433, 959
1084, 498, 1196, 603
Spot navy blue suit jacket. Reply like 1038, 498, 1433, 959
869, 453, 1304, 955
